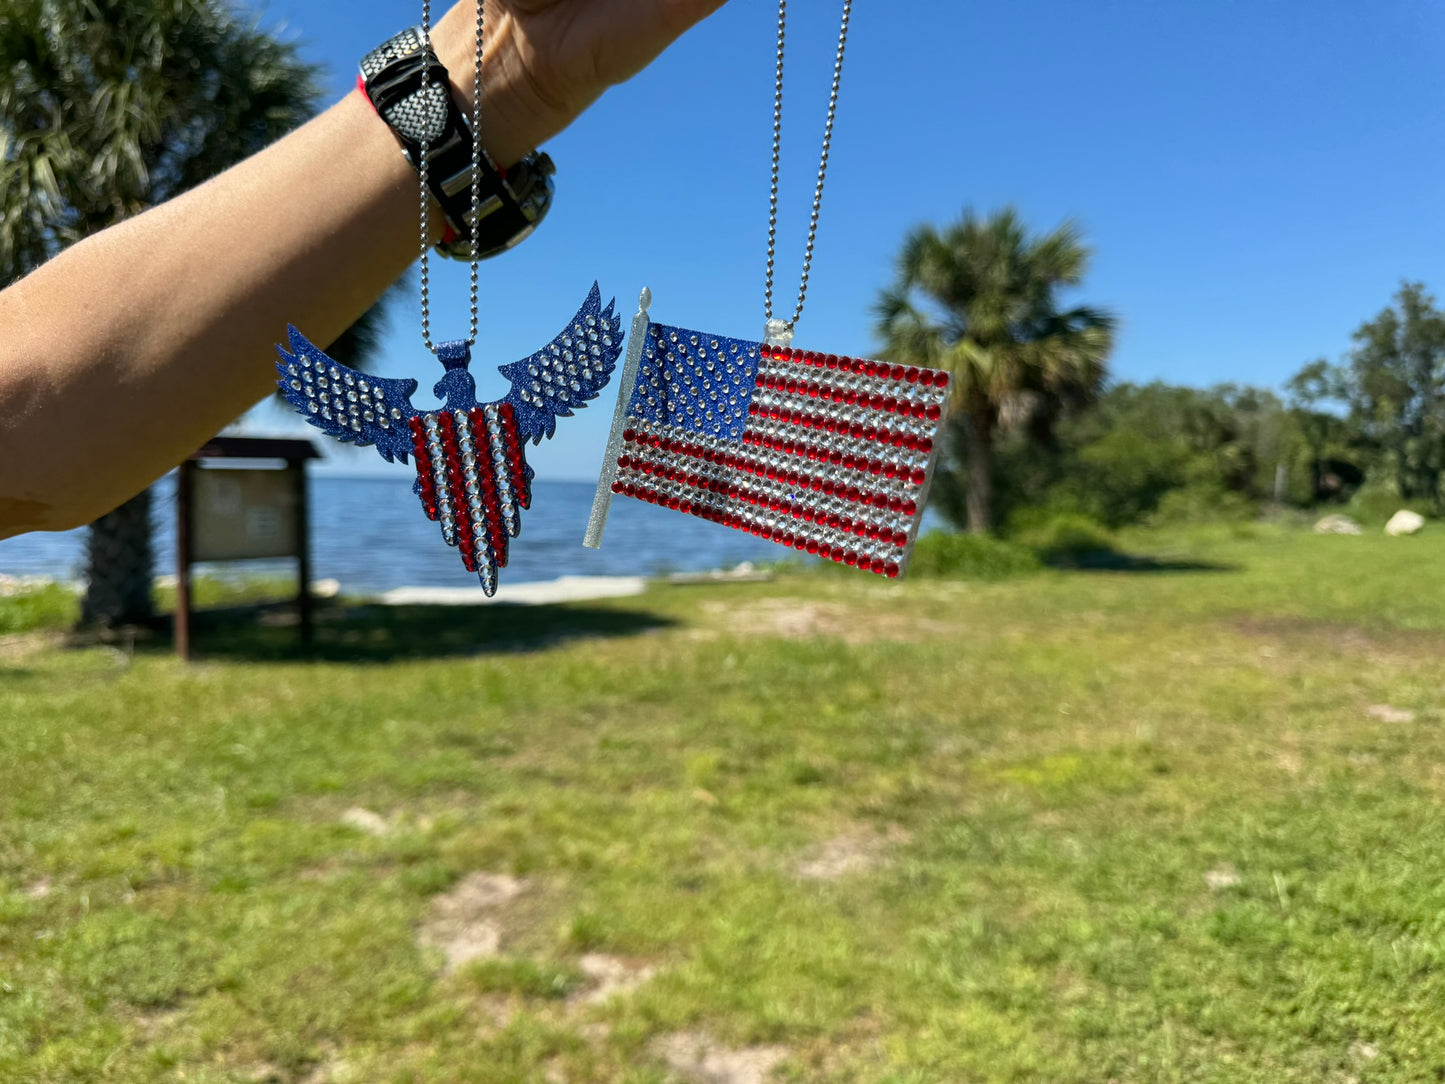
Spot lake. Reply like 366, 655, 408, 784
0, 473, 803, 593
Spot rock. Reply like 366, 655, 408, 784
1314, 514, 1362, 535
311, 578, 342, 598
1385, 510, 1425, 536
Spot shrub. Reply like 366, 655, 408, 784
907, 531, 1041, 580
1150, 483, 1257, 525
1346, 480, 1431, 526
1009, 512, 1117, 560
0, 582, 78, 634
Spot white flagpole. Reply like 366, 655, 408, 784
583, 287, 652, 548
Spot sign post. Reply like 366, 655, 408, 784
174, 437, 320, 661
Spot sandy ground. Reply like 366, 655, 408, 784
376, 575, 649, 607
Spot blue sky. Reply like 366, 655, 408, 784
247, 0, 1445, 479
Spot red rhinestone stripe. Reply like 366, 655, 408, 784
759, 345, 951, 390
740, 432, 928, 487
615, 457, 919, 548
749, 422, 931, 455
497, 402, 530, 510
609, 478, 900, 579
623, 428, 927, 490
438, 411, 479, 574
614, 455, 911, 548
618, 444, 918, 517
751, 384, 942, 427
408, 417, 441, 521
752, 372, 946, 421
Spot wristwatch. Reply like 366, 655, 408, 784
360, 26, 555, 260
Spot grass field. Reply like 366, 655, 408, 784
4, 525, 1445, 1082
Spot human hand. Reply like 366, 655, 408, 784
430, 0, 727, 166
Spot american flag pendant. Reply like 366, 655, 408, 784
584, 290, 952, 580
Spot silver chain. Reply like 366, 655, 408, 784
764, 0, 854, 334
419, 0, 484, 353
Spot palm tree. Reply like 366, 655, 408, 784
1, 0, 390, 629
875, 208, 1116, 534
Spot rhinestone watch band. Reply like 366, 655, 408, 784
359, 26, 556, 261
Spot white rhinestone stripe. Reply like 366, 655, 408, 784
424, 414, 457, 545
484, 406, 519, 537
647, 438, 920, 510
749, 387, 940, 442
626, 420, 927, 503
744, 408, 936, 458
756, 353, 950, 406
454, 409, 494, 566
742, 420, 933, 481
615, 454, 912, 548
614, 466, 907, 563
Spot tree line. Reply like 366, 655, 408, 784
878, 209, 1445, 534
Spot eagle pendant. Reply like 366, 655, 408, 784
275, 283, 624, 595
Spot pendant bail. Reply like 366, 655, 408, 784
436, 340, 472, 369
764, 318, 795, 348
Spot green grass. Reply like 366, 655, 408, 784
0, 575, 309, 638
0, 582, 78, 634
4, 526, 1445, 1081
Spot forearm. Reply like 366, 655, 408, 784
0, 90, 419, 536
0, 0, 726, 538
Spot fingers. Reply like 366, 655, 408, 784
657, 0, 730, 35
580, 0, 730, 89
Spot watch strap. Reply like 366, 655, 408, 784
360, 27, 555, 260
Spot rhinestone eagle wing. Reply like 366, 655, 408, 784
274, 283, 625, 595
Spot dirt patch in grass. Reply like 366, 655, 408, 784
699, 598, 957, 645
795, 825, 910, 880
570, 953, 656, 1006
419, 872, 528, 973
1203, 865, 1242, 891
338, 807, 392, 837
651, 1031, 788, 1084
1229, 614, 1445, 661
0, 631, 62, 659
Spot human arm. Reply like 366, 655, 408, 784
0, 0, 724, 538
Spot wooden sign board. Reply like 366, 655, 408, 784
190, 467, 299, 562
175, 437, 318, 661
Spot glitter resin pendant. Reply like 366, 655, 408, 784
585, 290, 951, 579
277, 283, 624, 595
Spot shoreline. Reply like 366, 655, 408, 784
2, 565, 773, 607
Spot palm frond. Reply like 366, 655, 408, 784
873, 207, 1117, 528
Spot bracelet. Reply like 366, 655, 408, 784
359, 26, 555, 259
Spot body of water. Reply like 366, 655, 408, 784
0, 474, 801, 593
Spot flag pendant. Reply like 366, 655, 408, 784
584, 290, 952, 579
276, 284, 625, 596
